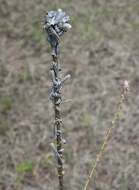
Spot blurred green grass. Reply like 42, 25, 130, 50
0, 96, 14, 113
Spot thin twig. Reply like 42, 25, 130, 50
83, 81, 129, 190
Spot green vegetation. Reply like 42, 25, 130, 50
120, 176, 128, 190
16, 160, 34, 174
0, 96, 14, 113
129, 151, 138, 161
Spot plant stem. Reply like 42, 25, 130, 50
50, 56, 64, 190
44, 10, 71, 189
83, 82, 129, 190
54, 102, 64, 190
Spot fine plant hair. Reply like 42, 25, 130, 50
44, 9, 71, 190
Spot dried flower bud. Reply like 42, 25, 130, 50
44, 9, 71, 37
63, 23, 72, 31
44, 9, 71, 58
123, 80, 129, 91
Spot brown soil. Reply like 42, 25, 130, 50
0, 0, 139, 190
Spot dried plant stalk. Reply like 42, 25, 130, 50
44, 9, 71, 190
83, 81, 129, 190
55, 103, 64, 189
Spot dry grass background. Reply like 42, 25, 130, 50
0, 0, 139, 189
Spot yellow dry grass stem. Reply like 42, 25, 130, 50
83, 82, 129, 190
